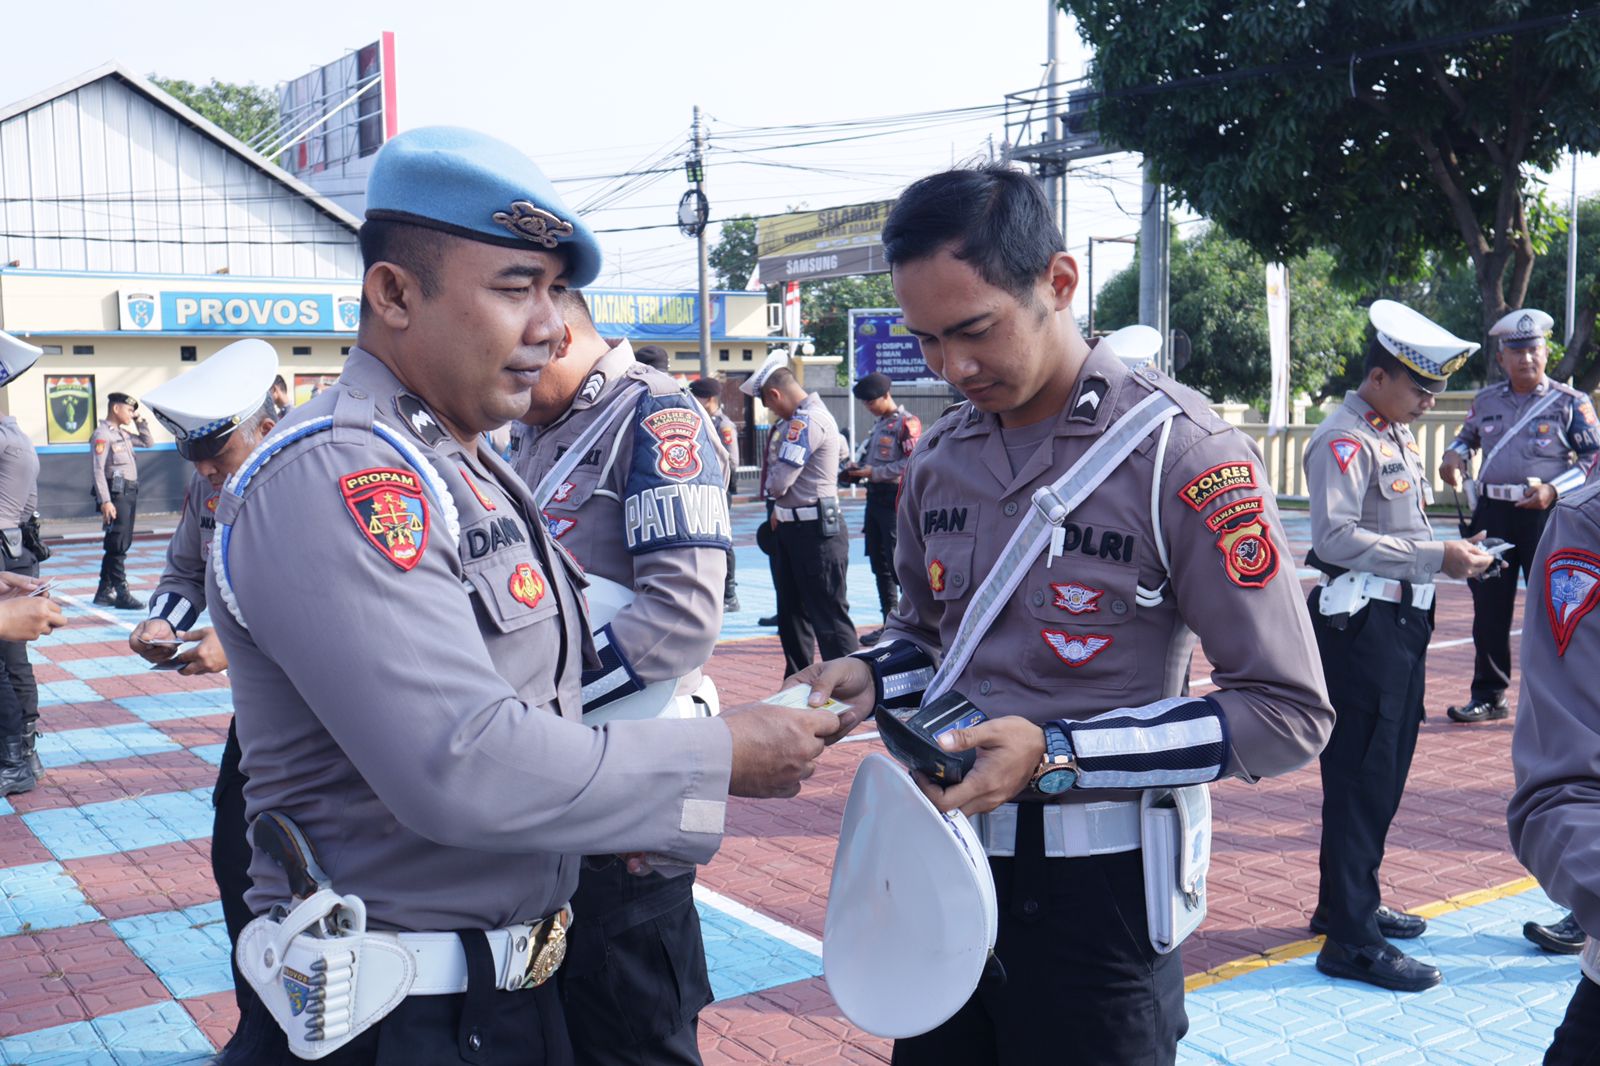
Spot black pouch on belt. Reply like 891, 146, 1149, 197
818, 498, 843, 537
876, 690, 988, 785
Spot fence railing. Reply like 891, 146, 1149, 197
1240, 413, 1466, 500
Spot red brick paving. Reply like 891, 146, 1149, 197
0, 922, 167, 1037
180, 989, 241, 1049
148, 713, 232, 750
64, 841, 218, 921
4, 749, 217, 816
35, 701, 138, 731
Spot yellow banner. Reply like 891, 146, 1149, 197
757, 201, 893, 259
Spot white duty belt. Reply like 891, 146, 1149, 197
1479, 482, 1534, 502
970, 800, 1141, 858
1317, 571, 1435, 611
773, 503, 822, 522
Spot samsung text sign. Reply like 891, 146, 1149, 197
118, 290, 359, 333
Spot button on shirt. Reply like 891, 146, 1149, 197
881, 343, 1331, 791
761, 392, 844, 507
208, 347, 734, 933
1305, 392, 1444, 583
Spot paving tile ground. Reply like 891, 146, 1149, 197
0, 504, 1578, 1064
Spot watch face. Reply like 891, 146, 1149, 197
1038, 767, 1076, 795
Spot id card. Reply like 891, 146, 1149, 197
764, 684, 850, 716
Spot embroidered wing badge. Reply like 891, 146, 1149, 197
1041, 630, 1112, 667
1050, 582, 1103, 615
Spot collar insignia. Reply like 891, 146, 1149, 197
396, 394, 447, 448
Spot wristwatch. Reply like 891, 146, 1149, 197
1029, 722, 1078, 795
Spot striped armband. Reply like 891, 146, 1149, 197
849, 639, 936, 710
146, 592, 200, 634
1057, 696, 1230, 791
580, 624, 645, 714
1448, 441, 1474, 462
1550, 466, 1588, 497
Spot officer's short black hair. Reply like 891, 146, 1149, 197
882, 165, 1064, 301
764, 367, 798, 394
106, 391, 132, 412
688, 378, 722, 400
359, 218, 443, 303
852, 373, 892, 401
555, 287, 594, 326
635, 345, 670, 371
271, 374, 287, 392
1362, 338, 1408, 381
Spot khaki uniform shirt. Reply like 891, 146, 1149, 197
882, 343, 1331, 792
147, 471, 217, 633
862, 405, 922, 486
761, 392, 843, 507
89, 417, 153, 504
510, 341, 731, 707
710, 409, 739, 477
0, 416, 39, 528
207, 348, 733, 932
1305, 392, 1444, 583
1448, 376, 1599, 494
1508, 478, 1600, 933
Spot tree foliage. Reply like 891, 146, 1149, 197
151, 76, 280, 149
1094, 226, 1368, 406
1064, 1, 1600, 339
709, 215, 759, 290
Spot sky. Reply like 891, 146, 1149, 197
0, 0, 1157, 313
5, 1, 1599, 322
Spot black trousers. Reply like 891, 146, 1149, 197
99, 483, 138, 588
772, 518, 858, 676
1310, 592, 1433, 945
0, 552, 38, 741
218, 971, 573, 1065
1546, 975, 1600, 1065
213, 721, 258, 1017
893, 811, 1186, 1066
723, 490, 738, 605
1466, 498, 1551, 703
863, 487, 899, 619
559, 862, 711, 1066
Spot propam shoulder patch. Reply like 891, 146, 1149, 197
341, 467, 430, 571
623, 393, 732, 554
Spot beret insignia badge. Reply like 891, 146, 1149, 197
492, 201, 575, 248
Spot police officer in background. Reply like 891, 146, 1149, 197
89, 391, 153, 609
1508, 476, 1600, 1065
269, 375, 291, 420
746, 354, 859, 675
126, 339, 280, 1025
1439, 308, 1599, 728
841, 372, 920, 645
800, 166, 1333, 1065
689, 375, 741, 612
512, 288, 730, 1065
0, 331, 67, 796
1305, 302, 1495, 992
210, 127, 837, 1065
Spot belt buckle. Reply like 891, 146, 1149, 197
517, 907, 570, 990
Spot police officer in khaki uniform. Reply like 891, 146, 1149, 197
1439, 308, 1599, 728
1508, 477, 1600, 1065
748, 355, 858, 675
1304, 301, 1495, 992
209, 127, 838, 1065
800, 166, 1333, 1065
126, 339, 280, 1026
89, 391, 153, 609
511, 289, 730, 1065
0, 331, 65, 796
841, 372, 921, 645
689, 376, 741, 612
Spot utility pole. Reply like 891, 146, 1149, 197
1139, 161, 1164, 367
1567, 150, 1580, 346
1044, 0, 1067, 243
693, 106, 712, 378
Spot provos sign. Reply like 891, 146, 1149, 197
118, 290, 360, 334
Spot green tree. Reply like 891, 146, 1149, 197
1094, 226, 1368, 406
151, 76, 280, 149
1522, 196, 1600, 389
802, 274, 899, 385
1064, 1, 1600, 341
709, 215, 759, 290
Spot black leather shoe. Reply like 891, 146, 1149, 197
1316, 939, 1442, 992
757, 614, 778, 627
0, 737, 37, 797
723, 597, 741, 614
1310, 904, 1427, 940
1447, 697, 1509, 723
860, 627, 884, 647
92, 584, 115, 607
1525, 912, 1586, 955
111, 585, 144, 611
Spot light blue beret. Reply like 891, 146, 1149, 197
365, 126, 602, 288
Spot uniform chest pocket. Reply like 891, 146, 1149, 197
463, 549, 560, 634
1022, 550, 1139, 693
1376, 464, 1417, 500
1524, 423, 1563, 457
923, 534, 975, 602
545, 471, 602, 512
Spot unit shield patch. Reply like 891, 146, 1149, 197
340, 468, 429, 571
1212, 498, 1278, 589
1547, 548, 1600, 656
640, 407, 704, 481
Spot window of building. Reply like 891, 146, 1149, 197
718, 348, 729, 362
39, 345, 61, 355
179, 345, 197, 363
72, 345, 94, 355
292, 346, 312, 357
742, 348, 753, 362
